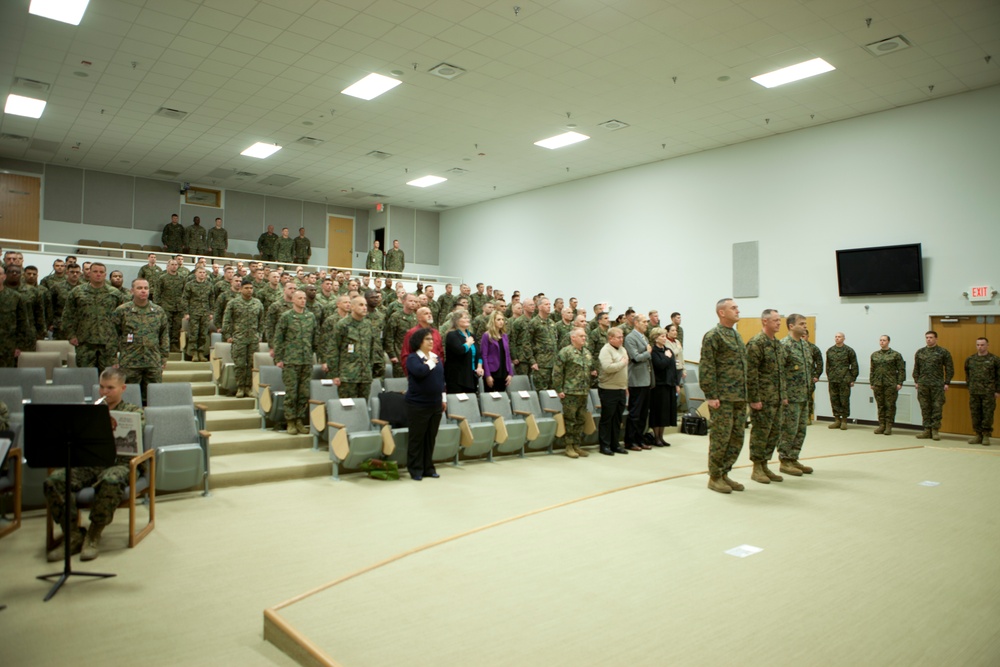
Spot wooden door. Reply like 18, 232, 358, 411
327, 215, 353, 269
930, 315, 1000, 436
0, 174, 41, 249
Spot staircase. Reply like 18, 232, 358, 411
162, 354, 332, 488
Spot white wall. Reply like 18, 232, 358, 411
439, 85, 1000, 423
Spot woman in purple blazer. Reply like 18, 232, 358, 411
480, 310, 513, 390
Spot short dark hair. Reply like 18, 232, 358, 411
409, 327, 434, 353
787, 313, 805, 327
670, 312, 681, 318
925, 330, 938, 337
976, 337, 988, 344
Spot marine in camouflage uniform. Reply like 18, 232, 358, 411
182, 272, 214, 361
869, 336, 906, 434
17, 280, 47, 347
552, 329, 594, 458
509, 311, 531, 376
778, 315, 813, 475
44, 380, 143, 561
137, 259, 162, 301
292, 230, 312, 265
272, 298, 318, 433
745, 311, 786, 483
257, 228, 279, 261
161, 217, 185, 253
365, 290, 386, 379
207, 222, 228, 258
964, 339, 1000, 444
0, 267, 33, 367
384, 242, 405, 279
470, 289, 488, 319
49, 270, 84, 338
265, 289, 296, 348
111, 283, 169, 404
323, 296, 380, 399
384, 299, 417, 379
700, 299, 748, 492
365, 242, 384, 275
806, 338, 823, 420
825, 335, 859, 428
63, 269, 125, 372
913, 332, 954, 439
214, 279, 241, 325
275, 232, 294, 264
523, 302, 559, 390
155, 264, 187, 352
222, 284, 264, 397
587, 318, 610, 388
185, 219, 208, 255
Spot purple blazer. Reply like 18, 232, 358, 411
480, 332, 514, 377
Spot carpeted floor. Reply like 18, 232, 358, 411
3, 424, 999, 667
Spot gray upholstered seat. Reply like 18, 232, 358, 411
31, 385, 86, 404
307, 379, 339, 449
16, 352, 62, 381
509, 390, 557, 452
143, 406, 210, 496
479, 391, 527, 457
35, 339, 77, 367
147, 382, 208, 431
537, 390, 569, 452
370, 392, 408, 467
432, 412, 461, 463
257, 365, 285, 428
52, 367, 99, 401
383, 377, 407, 393
0, 367, 46, 400
446, 393, 496, 460
211, 342, 237, 394
326, 398, 385, 480
507, 374, 533, 394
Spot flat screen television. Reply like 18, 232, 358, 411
836, 243, 923, 297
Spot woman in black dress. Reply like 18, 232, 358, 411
649, 326, 681, 447
444, 310, 483, 394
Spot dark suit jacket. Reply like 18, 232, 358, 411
445, 329, 482, 393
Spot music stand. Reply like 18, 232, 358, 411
25, 404, 118, 601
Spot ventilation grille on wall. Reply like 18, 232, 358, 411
154, 107, 189, 120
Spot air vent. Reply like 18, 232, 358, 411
428, 63, 467, 80
257, 174, 299, 187
366, 150, 392, 160
296, 136, 324, 147
0, 133, 31, 143
598, 119, 629, 130
235, 171, 257, 178
205, 168, 236, 179
433, 203, 449, 209
446, 167, 469, 175
29, 138, 60, 153
344, 191, 388, 200
14, 77, 50, 92
154, 107, 189, 120
864, 35, 911, 57
154, 169, 181, 177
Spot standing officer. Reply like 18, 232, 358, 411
111, 278, 169, 404
779, 314, 813, 476
385, 239, 405, 278
273, 289, 318, 434
524, 297, 559, 390
155, 259, 186, 353
870, 335, 905, 435
275, 228, 294, 264
257, 225, 279, 261
324, 294, 380, 399
700, 298, 748, 493
182, 266, 214, 362
292, 227, 312, 265
161, 214, 184, 253
913, 330, 954, 441
365, 240, 384, 276
207, 217, 228, 258
384, 294, 417, 379
552, 327, 594, 459
746, 309, 786, 484
0, 264, 32, 367
964, 337, 1000, 445
185, 216, 208, 255
222, 277, 264, 398
63, 262, 125, 372
825, 332, 859, 430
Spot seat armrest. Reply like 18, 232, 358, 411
129, 448, 155, 470
198, 430, 212, 439
328, 421, 346, 429
447, 413, 466, 422
543, 408, 561, 414
481, 411, 501, 419
371, 418, 389, 426
194, 403, 208, 411
307, 399, 325, 405
512, 410, 531, 417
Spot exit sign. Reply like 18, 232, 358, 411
969, 285, 993, 302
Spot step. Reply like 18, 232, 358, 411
163, 369, 213, 383
209, 448, 332, 488
192, 381, 217, 396
165, 360, 210, 371
205, 409, 262, 432
209, 427, 316, 456
198, 395, 256, 411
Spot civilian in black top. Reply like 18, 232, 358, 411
444, 310, 483, 394
649, 326, 682, 446
405, 328, 445, 480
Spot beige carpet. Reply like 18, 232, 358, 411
2, 425, 998, 667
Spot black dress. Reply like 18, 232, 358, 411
444, 329, 482, 394
650, 345, 680, 427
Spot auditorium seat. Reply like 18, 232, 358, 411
446, 394, 496, 461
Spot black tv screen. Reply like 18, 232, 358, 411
836, 243, 924, 296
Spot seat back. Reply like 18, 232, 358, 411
0, 387, 24, 415
146, 382, 195, 409
480, 391, 515, 420
144, 405, 198, 446
259, 365, 285, 391
537, 389, 563, 414
310, 380, 339, 403
507, 375, 533, 393
368, 379, 383, 402
383, 377, 407, 393
31, 385, 86, 404
253, 352, 274, 369
52, 367, 99, 399
91, 384, 142, 407
0, 368, 44, 402
35, 339, 76, 367
17, 352, 62, 381
447, 393, 484, 424
509, 390, 544, 419
327, 398, 373, 433
144, 405, 207, 493
210, 332, 223, 348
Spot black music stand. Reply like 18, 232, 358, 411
25, 403, 117, 601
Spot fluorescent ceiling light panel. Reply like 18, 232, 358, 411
240, 142, 282, 158
341, 73, 402, 100
29, 0, 90, 25
534, 131, 590, 149
751, 58, 835, 88
5, 94, 47, 119
407, 175, 447, 188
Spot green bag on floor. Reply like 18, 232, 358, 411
359, 458, 399, 481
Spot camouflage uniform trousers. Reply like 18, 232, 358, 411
514, 361, 529, 376
338, 382, 371, 401
828, 381, 852, 418
185, 312, 211, 358
917, 384, 946, 429
0, 346, 15, 368
531, 366, 554, 391
45, 465, 128, 530
708, 400, 747, 477
76, 343, 115, 373
390, 361, 405, 380
749, 401, 783, 462
165, 309, 183, 351
779, 401, 808, 461
872, 385, 899, 423
560, 394, 588, 449
970, 394, 996, 434
123, 366, 162, 405
232, 341, 255, 391
282, 364, 311, 424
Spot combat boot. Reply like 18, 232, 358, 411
839, 419, 847, 430
915, 429, 932, 439
722, 474, 745, 491
80, 523, 105, 561
296, 420, 309, 435
931, 430, 941, 441
235, 388, 245, 398
762, 462, 783, 482
968, 433, 983, 445
286, 422, 297, 435
793, 460, 814, 474
707, 476, 732, 494
575, 445, 589, 457
884, 423, 893, 435
983, 434, 991, 446
779, 459, 803, 476
47, 527, 85, 562
750, 461, 770, 484
564, 446, 579, 459
828, 418, 841, 429
874, 421, 885, 434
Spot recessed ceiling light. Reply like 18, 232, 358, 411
751, 58, 835, 88
341, 73, 402, 100
534, 131, 590, 149
5, 94, 47, 119
240, 142, 282, 158
29, 0, 90, 25
407, 175, 447, 188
